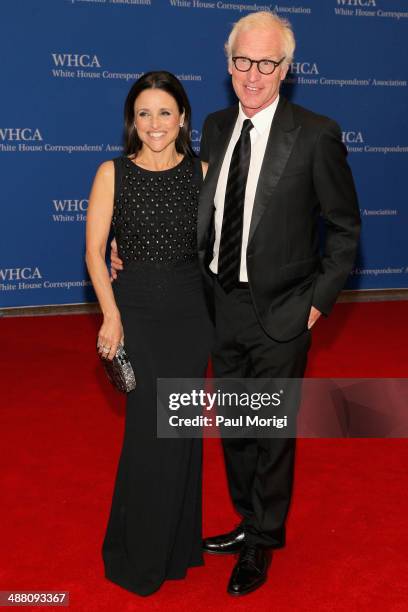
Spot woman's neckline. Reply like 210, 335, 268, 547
126, 155, 186, 173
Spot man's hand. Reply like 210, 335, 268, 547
110, 237, 123, 281
307, 306, 322, 329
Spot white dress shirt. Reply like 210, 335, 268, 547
210, 96, 280, 282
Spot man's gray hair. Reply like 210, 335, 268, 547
225, 11, 296, 66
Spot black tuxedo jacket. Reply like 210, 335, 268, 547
198, 96, 361, 342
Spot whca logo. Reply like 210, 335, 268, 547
336, 0, 376, 6
0, 128, 43, 142
289, 62, 319, 75
53, 199, 89, 212
51, 53, 101, 68
0, 267, 42, 281
342, 131, 364, 143
190, 130, 201, 143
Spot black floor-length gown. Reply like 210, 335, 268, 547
102, 155, 212, 596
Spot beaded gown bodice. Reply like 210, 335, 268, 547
112, 155, 202, 266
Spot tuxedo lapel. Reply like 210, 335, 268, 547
248, 98, 301, 244
198, 107, 237, 249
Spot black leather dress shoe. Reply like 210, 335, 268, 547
227, 544, 270, 596
202, 524, 245, 555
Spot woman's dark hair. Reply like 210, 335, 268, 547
124, 71, 195, 158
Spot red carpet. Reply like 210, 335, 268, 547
1, 301, 408, 611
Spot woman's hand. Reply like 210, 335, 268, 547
201, 161, 208, 180
97, 313, 124, 361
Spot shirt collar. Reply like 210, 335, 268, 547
238, 95, 280, 136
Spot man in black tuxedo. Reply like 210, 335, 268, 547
199, 11, 360, 595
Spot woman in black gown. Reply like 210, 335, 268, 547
85, 71, 212, 596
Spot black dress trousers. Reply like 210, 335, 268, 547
211, 280, 311, 549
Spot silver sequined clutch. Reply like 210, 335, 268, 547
99, 344, 136, 393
